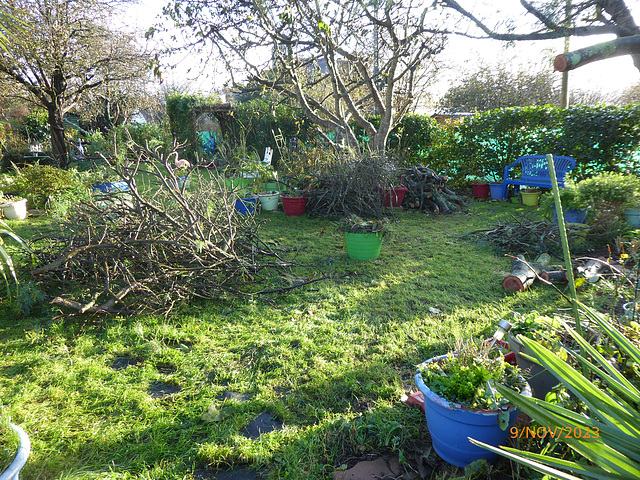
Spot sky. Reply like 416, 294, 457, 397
123, 0, 640, 101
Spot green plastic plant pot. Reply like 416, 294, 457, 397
521, 191, 541, 206
344, 232, 383, 260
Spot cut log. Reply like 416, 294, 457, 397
503, 255, 544, 292
541, 270, 568, 284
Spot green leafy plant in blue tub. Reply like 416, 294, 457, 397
415, 339, 531, 468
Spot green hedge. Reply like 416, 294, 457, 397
426, 104, 640, 183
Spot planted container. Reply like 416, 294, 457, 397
1, 423, 30, 479
382, 187, 408, 207
507, 334, 559, 399
489, 183, 505, 200
235, 197, 258, 215
415, 354, 530, 468
625, 208, 640, 228
344, 232, 383, 261
471, 183, 490, 199
521, 190, 541, 206
257, 192, 279, 212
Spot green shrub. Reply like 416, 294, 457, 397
7, 165, 88, 210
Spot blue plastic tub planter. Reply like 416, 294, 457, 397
415, 355, 531, 468
0, 423, 30, 480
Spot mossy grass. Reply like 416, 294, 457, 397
0, 201, 574, 479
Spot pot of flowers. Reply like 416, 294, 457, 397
339, 215, 387, 261
415, 340, 531, 468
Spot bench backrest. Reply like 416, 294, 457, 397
509, 155, 576, 182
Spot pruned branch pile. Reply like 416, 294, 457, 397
30, 144, 318, 316
304, 156, 394, 218
465, 215, 591, 255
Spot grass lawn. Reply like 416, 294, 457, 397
0, 200, 577, 479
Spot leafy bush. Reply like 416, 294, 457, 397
7, 165, 90, 210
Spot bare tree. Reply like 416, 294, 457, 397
437, 0, 640, 73
162, 0, 445, 154
0, 0, 152, 166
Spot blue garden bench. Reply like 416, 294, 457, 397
501, 154, 576, 200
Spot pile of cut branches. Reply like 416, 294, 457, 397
30, 143, 321, 317
399, 166, 466, 213
465, 215, 591, 255
304, 155, 394, 219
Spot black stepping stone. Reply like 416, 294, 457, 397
211, 467, 266, 479
148, 382, 180, 398
111, 357, 139, 370
241, 412, 282, 439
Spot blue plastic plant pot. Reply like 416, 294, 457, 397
551, 206, 587, 224
489, 183, 505, 200
415, 355, 531, 468
235, 197, 257, 215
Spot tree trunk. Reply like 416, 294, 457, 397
47, 106, 69, 168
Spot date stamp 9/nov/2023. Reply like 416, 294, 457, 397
510, 426, 600, 439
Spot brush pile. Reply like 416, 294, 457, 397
30, 143, 317, 317
465, 215, 590, 255
304, 155, 394, 218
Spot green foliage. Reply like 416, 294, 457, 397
427, 105, 640, 183
7, 165, 89, 210
233, 95, 314, 167
0, 219, 30, 302
166, 93, 222, 160
575, 172, 640, 208
418, 341, 526, 410
386, 114, 439, 166
475, 303, 640, 480
18, 109, 50, 144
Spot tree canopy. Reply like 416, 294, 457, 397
0, 0, 152, 165
163, 0, 446, 154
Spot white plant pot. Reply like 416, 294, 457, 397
257, 193, 279, 211
0, 199, 28, 220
